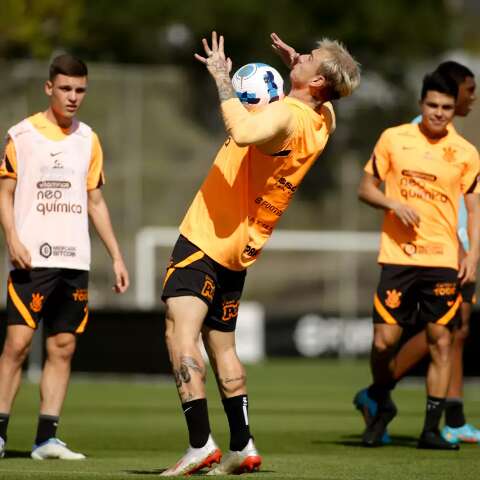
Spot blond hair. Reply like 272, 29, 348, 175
316, 38, 361, 98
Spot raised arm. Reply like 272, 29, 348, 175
358, 172, 420, 227
195, 31, 295, 150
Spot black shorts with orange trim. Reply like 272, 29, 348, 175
460, 281, 476, 304
373, 265, 460, 329
7, 268, 89, 335
161, 235, 246, 332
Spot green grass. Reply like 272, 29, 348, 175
2, 359, 480, 479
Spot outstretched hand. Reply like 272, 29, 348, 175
194, 31, 232, 78
271, 32, 299, 69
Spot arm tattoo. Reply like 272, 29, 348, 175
216, 73, 236, 102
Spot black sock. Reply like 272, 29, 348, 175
182, 399, 210, 448
35, 415, 59, 445
423, 396, 446, 433
367, 382, 395, 408
0, 413, 10, 442
223, 395, 251, 451
445, 398, 466, 428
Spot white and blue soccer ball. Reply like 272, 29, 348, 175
232, 63, 284, 109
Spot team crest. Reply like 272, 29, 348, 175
222, 300, 239, 322
30, 292, 44, 313
385, 289, 402, 309
443, 147, 456, 163
201, 275, 215, 301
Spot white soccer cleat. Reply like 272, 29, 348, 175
31, 438, 86, 460
0, 437, 5, 458
161, 435, 222, 476
207, 438, 262, 475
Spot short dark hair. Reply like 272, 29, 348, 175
435, 61, 474, 86
421, 71, 458, 100
49, 54, 88, 81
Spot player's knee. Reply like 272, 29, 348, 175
47, 337, 76, 362
3, 337, 31, 364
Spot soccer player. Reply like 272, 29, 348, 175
357, 71, 480, 449
160, 31, 360, 476
0, 54, 129, 459
354, 61, 479, 445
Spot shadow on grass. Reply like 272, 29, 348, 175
311, 434, 418, 448
4, 450, 32, 458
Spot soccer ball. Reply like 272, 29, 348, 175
232, 63, 284, 109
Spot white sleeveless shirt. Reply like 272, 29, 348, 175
8, 117, 93, 270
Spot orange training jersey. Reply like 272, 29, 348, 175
365, 123, 480, 269
180, 97, 335, 271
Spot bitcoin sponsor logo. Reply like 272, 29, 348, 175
402, 242, 443, 256
72, 288, 88, 302
254, 197, 283, 216
222, 300, 239, 322
385, 289, 402, 309
39, 243, 52, 258
29, 292, 44, 313
243, 244, 260, 258
201, 275, 215, 301
434, 283, 456, 296
399, 176, 447, 203
36, 184, 82, 215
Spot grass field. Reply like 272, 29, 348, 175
1, 359, 480, 479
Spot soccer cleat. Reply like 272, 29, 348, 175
161, 435, 222, 476
354, 388, 391, 444
442, 424, 480, 444
418, 430, 460, 450
0, 437, 5, 458
207, 438, 261, 475
31, 438, 86, 460
362, 398, 397, 447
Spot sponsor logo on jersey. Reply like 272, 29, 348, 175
254, 197, 283, 216
39, 243, 52, 258
30, 292, 44, 313
243, 244, 260, 258
400, 176, 447, 203
402, 242, 443, 256
385, 289, 402, 309
222, 300, 239, 321
201, 275, 215, 301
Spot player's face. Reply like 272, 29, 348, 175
45, 74, 88, 121
290, 49, 325, 87
455, 76, 476, 117
420, 91, 456, 137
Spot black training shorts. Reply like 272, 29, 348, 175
7, 268, 89, 335
162, 235, 246, 332
373, 264, 460, 329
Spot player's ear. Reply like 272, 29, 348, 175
45, 80, 53, 97
309, 75, 329, 100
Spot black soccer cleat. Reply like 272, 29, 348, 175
362, 399, 397, 447
417, 430, 460, 450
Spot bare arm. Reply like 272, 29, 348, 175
458, 193, 480, 285
195, 31, 295, 150
0, 177, 31, 269
358, 172, 420, 227
88, 188, 129, 293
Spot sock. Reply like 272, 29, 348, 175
367, 382, 396, 409
445, 398, 466, 428
223, 395, 251, 451
423, 396, 446, 433
182, 399, 210, 448
35, 414, 59, 445
0, 413, 10, 442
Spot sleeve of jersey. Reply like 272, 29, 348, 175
463, 149, 480, 194
364, 131, 391, 180
220, 98, 295, 147
87, 132, 106, 190
0, 138, 18, 179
